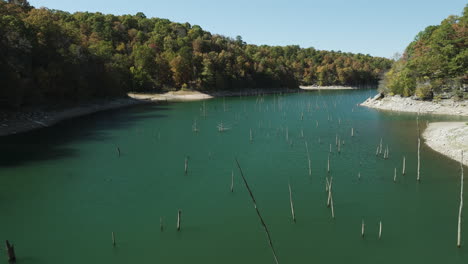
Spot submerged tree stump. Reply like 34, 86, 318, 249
288, 183, 296, 223
6, 240, 16, 262
112, 232, 116, 246
177, 209, 182, 231
361, 220, 365, 238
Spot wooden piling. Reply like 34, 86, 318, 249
394, 168, 397, 183
117, 147, 120, 157
184, 156, 188, 175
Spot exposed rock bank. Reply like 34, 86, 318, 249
361, 94, 468, 116
423, 122, 468, 166
129, 88, 300, 102
1, 89, 299, 137
299, 85, 357, 90
129, 90, 213, 101
0, 97, 148, 136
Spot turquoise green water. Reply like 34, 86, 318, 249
0, 90, 467, 264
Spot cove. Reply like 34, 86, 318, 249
0, 89, 467, 264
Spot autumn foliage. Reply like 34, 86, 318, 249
0, 1, 391, 108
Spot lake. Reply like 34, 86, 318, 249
0, 89, 467, 264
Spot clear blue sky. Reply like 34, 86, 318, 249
28, 0, 466, 58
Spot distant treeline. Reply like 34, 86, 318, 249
0, 0, 391, 108
381, 5, 467, 100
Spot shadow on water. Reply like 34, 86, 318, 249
0, 103, 170, 167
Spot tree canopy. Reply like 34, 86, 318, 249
381, 5, 467, 99
0, 0, 391, 108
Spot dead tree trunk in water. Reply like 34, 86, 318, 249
112, 232, 116, 246
5, 240, 16, 262
379, 221, 382, 240
177, 210, 182, 231
235, 159, 280, 264
417, 138, 421, 182
6, 240, 16, 262
361, 220, 365, 238
305, 141, 311, 176
231, 171, 234, 192
288, 183, 296, 223
327, 177, 333, 208
402, 156, 406, 175
417, 117, 421, 182
458, 151, 464, 248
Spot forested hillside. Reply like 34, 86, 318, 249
0, 0, 391, 108
381, 5, 467, 100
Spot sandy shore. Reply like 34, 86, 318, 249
361, 94, 468, 116
129, 88, 299, 102
0, 97, 148, 136
129, 90, 214, 101
299, 85, 357, 90
423, 122, 468, 166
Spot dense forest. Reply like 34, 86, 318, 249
0, 0, 391, 108
381, 5, 467, 100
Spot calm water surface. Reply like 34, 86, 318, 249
0, 90, 467, 264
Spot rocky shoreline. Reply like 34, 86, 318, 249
299, 85, 357, 90
361, 94, 468, 116
423, 122, 468, 166
0, 97, 149, 137
1, 89, 300, 137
